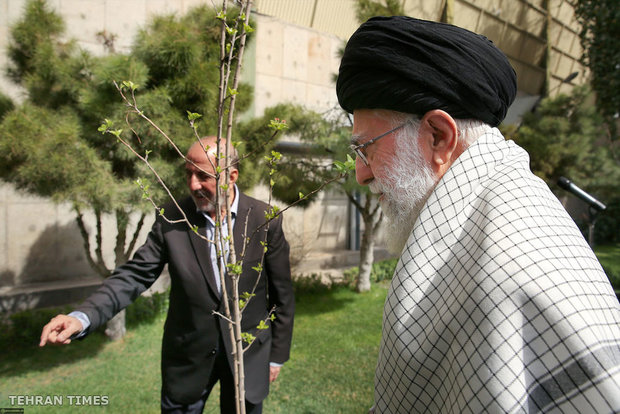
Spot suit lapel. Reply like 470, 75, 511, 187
185, 204, 221, 299
233, 192, 251, 260
185, 191, 256, 299
222, 192, 246, 298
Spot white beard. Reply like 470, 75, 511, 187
371, 133, 439, 254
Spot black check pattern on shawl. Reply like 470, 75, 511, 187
374, 129, 620, 413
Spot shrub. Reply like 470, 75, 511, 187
0, 305, 72, 351
372, 258, 398, 282
0, 289, 170, 352
126, 289, 170, 327
342, 258, 399, 288
602, 266, 620, 292
293, 273, 336, 296
595, 196, 620, 245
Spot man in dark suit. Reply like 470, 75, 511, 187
39, 136, 295, 414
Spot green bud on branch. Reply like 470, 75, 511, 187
268, 118, 288, 131
242, 332, 255, 345
333, 154, 356, 173
187, 111, 202, 121
227, 262, 243, 276
122, 80, 139, 91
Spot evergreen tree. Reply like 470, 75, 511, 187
572, 0, 620, 138
508, 86, 620, 243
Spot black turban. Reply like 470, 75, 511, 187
337, 16, 517, 127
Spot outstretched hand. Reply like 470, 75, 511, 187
39, 314, 83, 347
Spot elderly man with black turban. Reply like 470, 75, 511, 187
337, 16, 620, 414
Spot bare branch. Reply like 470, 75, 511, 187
125, 212, 146, 258
74, 205, 110, 277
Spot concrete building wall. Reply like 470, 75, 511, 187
254, 0, 587, 98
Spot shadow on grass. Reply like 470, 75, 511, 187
0, 291, 169, 378
0, 325, 109, 378
294, 283, 357, 317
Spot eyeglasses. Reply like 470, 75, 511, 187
349, 119, 411, 166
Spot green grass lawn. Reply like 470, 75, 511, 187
1, 245, 617, 413
0, 284, 387, 413
595, 244, 620, 292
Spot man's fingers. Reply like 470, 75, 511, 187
39, 319, 61, 346
40, 315, 80, 347
39, 324, 52, 347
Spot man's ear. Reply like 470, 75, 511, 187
419, 110, 458, 168
229, 168, 239, 185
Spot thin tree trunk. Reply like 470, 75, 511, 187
356, 194, 376, 293
357, 215, 374, 292
105, 309, 126, 341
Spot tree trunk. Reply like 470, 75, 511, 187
105, 309, 126, 341
357, 217, 374, 292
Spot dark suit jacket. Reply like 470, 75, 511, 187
77, 192, 294, 404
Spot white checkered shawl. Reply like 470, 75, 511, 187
374, 129, 620, 413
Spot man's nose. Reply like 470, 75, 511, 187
188, 174, 201, 191
355, 157, 374, 185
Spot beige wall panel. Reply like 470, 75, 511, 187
253, 73, 283, 116
552, 0, 577, 30
553, 53, 577, 80
255, 18, 285, 78
520, 36, 546, 67
465, 0, 493, 12
521, 6, 545, 37
1, 0, 29, 100
454, 2, 483, 33
502, 0, 527, 27
553, 25, 576, 56
514, 61, 545, 95
548, 21, 564, 51
501, 26, 524, 58
403, 0, 443, 20
3, 199, 40, 282
255, 0, 315, 28
331, 36, 344, 74
475, 16, 506, 45
144, 0, 180, 17
306, 83, 337, 112
569, 34, 583, 59
306, 34, 333, 85
282, 25, 309, 80
309, 0, 358, 40
2, 0, 28, 22
104, 0, 146, 52
548, 49, 562, 75
59, 0, 106, 55
144, 0, 207, 17
281, 78, 308, 105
